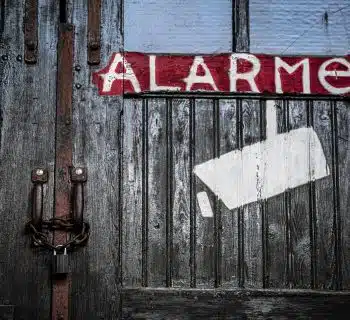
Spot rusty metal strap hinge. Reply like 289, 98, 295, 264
88, 0, 101, 65
24, 0, 38, 64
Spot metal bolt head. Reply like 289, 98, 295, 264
75, 168, 83, 175
75, 83, 82, 89
1, 55, 8, 61
16, 55, 22, 62
36, 169, 44, 176
75, 65, 81, 72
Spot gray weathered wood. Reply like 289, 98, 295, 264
195, 99, 215, 288
0, 1, 57, 318
242, 99, 262, 288
337, 100, 350, 289
147, 98, 168, 286
122, 99, 143, 287
313, 100, 335, 289
122, 288, 350, 319
70, 0, 122, 318
219, 99, 238, 288
172, 99, 191, 288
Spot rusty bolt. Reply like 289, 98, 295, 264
16, 54, 22, 62
25, 40, 36, 50
75, 168, 83, 175
75, 83, 82, 89
36, 169, 44, 176
89, 41, 100, 51
75, 65, 81, 72
1, 55, 8, 61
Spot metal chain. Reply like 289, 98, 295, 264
25, 216, 90, 252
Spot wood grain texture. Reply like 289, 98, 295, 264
122, 288, 350, 320
313, 100, 335, 289
147, 98, 167, 287
122, 99, 143, 287
287, 100, 311, 288
336, 100, 350, 289
172, 99, 191, 288
219, 99, 238, 288
0, 1, 57, 318
195, 99, 215, 288
70, 0, 122, 318
242, 99, 262, 288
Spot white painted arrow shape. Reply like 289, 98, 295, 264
194, 100, 330, 211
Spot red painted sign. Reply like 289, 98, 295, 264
93, 52, 350, 96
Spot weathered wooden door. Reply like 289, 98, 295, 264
1, 1, 350, 319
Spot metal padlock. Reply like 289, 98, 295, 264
52, 247, 69, 275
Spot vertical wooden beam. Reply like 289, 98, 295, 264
213, 99, 222, 288
236, 98, 244, 287
52, 23, 74, 320
331, 100, 342, 290
141, 98, 149, 287
166, 98, 173, 287
189, 98, 196, 288
233, 0, 250, 52
307, 100, 318, 289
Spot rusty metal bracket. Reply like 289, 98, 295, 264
87, 0, 101, 65
71, 167, 87, 228
31, 168, 48, 227
24, 0, 38, 64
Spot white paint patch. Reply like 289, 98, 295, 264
196, 191, 214, 217
193, 100, 330, 210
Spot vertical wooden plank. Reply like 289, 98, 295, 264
0, 1, 57, 318
266, 99, 287, 288
337, 100, 350, 289
142, 98, 149, 287
195, 99, 215, 288
70, 0, 123, 318
219, 99, 238, 288
241, 99, 262, 288
313, 100, 334, 289
147, 98, 167, 287
288, 100, 311, 288
189, 99, 197, 288
172, 99, 191, 288
122, 99, 143, 287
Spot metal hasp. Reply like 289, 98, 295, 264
87, 0, 101, 65
71, 167, 87, 229
24, 0, 38, 64
31, 168, 48, 228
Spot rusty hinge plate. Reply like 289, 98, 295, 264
24, 0, 38, 64
88, 0, 101, 65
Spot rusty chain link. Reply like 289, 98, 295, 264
25, 216, 90, 252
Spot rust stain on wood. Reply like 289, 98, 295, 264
52, 23, 74, 320
24, 0, 38, 64
88, 0, 101, 65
